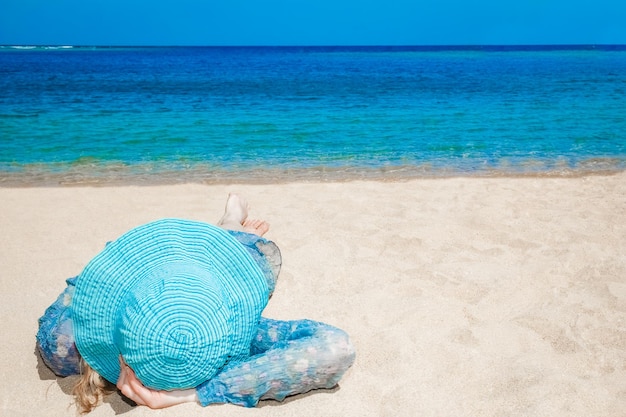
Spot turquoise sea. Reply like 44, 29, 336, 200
1, 45, 625, 185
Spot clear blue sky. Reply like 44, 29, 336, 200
1, 0, 625, 46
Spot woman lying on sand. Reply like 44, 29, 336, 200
37, 194, 355, 413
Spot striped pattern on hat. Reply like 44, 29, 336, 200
72, 219, 269, 389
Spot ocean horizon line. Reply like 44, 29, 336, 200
2, 44, 626, 51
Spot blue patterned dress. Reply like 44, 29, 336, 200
36, 230, 355, 407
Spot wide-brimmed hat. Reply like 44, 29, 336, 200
72, 219, 269, 390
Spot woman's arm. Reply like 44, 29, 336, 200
116, 357, 198, 409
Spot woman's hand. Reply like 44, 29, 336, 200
116, 357, 198, 409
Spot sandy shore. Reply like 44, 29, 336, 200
1, 174, 625, 417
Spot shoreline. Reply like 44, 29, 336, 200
1, 165, 624, 187
2, 174, 625, 416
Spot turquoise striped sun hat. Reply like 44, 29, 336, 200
72, 219, 270, 390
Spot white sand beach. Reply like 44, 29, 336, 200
1, 173, 625, 416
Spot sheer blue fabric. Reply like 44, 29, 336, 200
196, 317, 355, 407
36, 276, 80, 376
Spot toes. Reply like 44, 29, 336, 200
242, 219, 270, 236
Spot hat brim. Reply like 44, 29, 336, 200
72, 219, 269, 386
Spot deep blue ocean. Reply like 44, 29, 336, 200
1, 45, 625, 185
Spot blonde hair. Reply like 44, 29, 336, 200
72, 358, 115, 414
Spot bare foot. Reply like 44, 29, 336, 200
243, 219, 270, 237
217, 193, 249, 227
217, 194, 270, 236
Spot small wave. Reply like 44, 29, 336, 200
7, 45, 37, 50
45, 45, 74, 50
1, 45, 74, 51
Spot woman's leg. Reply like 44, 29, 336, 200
218, 193, 282, 294
196, 318, 356, 407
